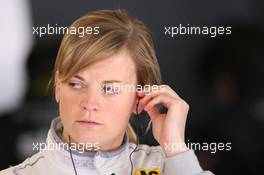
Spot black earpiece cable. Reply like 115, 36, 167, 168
69, 136, 78, 175
129, 100, 141, 175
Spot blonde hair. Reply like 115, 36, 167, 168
50, 9, 162, 143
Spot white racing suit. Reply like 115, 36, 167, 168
0, 117, 213, 175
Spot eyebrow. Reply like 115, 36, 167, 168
102, 80, 123, 84
73, 75, 86, 82
73, 75, 122, 84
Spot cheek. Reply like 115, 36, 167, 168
59, 89, 80, 116
105, 94, 135, 125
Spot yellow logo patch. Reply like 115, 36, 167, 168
134, 168, 161, 175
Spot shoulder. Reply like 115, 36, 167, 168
129, 143, 166, 164
0, 152, 46, 175
130, 143, 165, 156
0, 167, 14, 175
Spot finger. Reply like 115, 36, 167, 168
139, 90, 160, 107
139, 86, 178, 107
146, 105, 160, 122
144, 94, 174, 112
160, 85, 180, 99
137, 90, 146, 97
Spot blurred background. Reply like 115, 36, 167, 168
0, 0, 263, 174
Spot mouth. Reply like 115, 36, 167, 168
76, 120, 103, 126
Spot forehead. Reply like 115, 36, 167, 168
76, 48, 137, 83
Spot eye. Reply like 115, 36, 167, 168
68, 82, 83, 90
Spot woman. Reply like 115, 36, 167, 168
0, 9, 213, 175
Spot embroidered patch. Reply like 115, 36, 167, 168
134, 168, 161, 175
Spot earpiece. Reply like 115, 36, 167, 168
129, 98, 142, 175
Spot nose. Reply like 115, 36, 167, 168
80, 87, 100, 112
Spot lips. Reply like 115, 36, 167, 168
76, 120, 102, 125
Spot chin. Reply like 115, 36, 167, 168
76, 134, 100, 144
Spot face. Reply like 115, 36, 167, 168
55, 48, 138, 151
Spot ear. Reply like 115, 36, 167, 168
132, 97, 142, 115
55, 71, 61, 103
